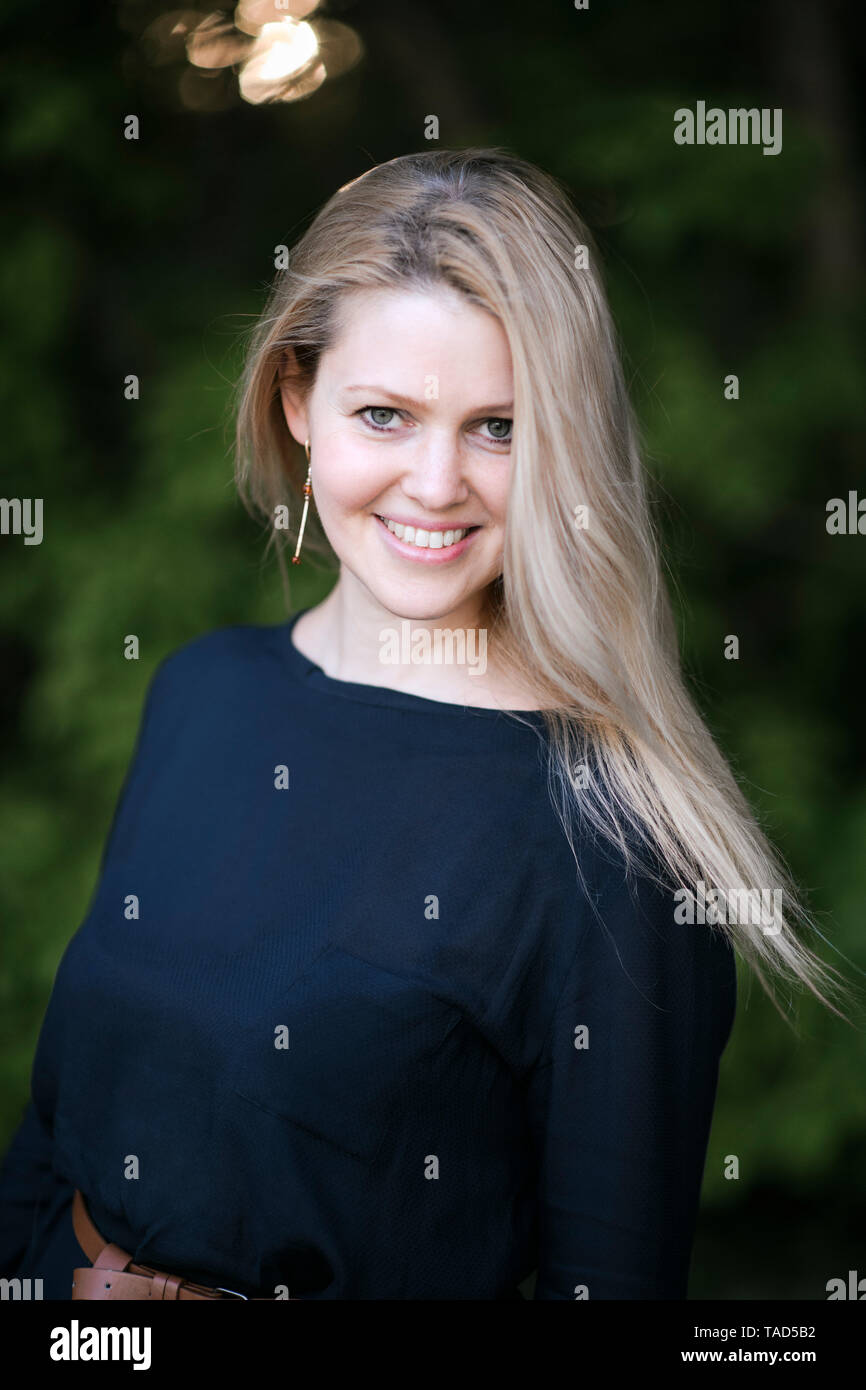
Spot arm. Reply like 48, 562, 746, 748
0, 1097, 57, 1273
0, 649, 187, 1274
525, 846, 737, 1299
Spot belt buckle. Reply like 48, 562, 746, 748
214, 1285, 249, 1300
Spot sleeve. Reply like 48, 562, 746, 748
0, 1098, 59, 1273
92, 650, 181, 874
525, 847, 737, 1300
0, 649, 188, 1273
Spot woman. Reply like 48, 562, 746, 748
0, 148, 849, 1301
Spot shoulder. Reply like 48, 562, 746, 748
154, 621, 282, 684
145, 622, 285, 707
127, 623, 288, 753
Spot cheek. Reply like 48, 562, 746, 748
480, 474, 511, 531
313, 445, 387, 521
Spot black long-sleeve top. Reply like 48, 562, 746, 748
0, 610, 737, 1298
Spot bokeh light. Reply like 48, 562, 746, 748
137, 2, 362, 107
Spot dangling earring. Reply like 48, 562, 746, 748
292, 438, 312, 566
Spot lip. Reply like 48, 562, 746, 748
373, 513, 481, 564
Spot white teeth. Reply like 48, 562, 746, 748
380, 517, 469, 548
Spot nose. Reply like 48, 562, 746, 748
400, 432, 470, 511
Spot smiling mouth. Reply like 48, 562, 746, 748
375, 515, 481, 550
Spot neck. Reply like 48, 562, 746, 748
294, 573, 543, 710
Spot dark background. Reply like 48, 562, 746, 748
1, 0, 864, 1298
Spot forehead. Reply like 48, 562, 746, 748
323, 286, 513, 395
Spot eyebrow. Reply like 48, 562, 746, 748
341, 384, 514, 413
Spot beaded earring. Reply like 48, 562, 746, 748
291, 438, 313, 566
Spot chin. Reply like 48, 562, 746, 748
367, 585, 486, 624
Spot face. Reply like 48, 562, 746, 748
278, 285, 514, 624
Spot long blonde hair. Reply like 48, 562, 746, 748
233, 147, 855, 1024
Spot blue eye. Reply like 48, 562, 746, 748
358, 406, 400, 431
355, 406, 512, 444
482, 418, 512, 442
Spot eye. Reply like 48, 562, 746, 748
478, 417, 512, 444
357, 406, 402, 432
355, 406, 512, 445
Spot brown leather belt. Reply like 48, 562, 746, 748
71, 1188, 281, 1300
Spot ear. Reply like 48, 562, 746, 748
277, 347, 310, 449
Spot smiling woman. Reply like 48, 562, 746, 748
0, 147, 853, 1304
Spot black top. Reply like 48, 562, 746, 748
0, 610, 736, 1299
